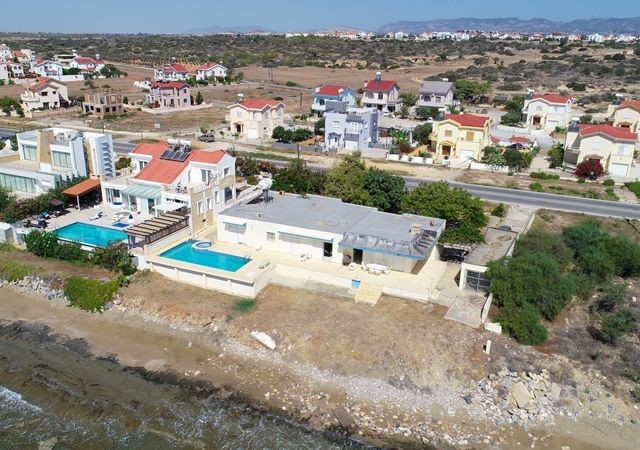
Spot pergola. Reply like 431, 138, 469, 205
62, 178, 101, 209
124, 212, 189, 246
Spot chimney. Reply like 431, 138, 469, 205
614, 93, 624, 105
375, 71, 382, 82
526, 88, 535, 100
95, 53, 101, 61
315, 86, 320, 93
237, 93, 244, 103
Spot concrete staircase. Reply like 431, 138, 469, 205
354, 282, 382, 306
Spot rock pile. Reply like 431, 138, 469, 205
0, 276, 66, 301
468, 368, 562, 429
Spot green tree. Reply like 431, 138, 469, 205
292, 128, 313, 142
481, 146, 507, 167
495, 302, 548, 345
123, 96, 129, 104
413, 123, 432, 146
399, 92, 417, 107
416, 106, 439, 120
363, 168, 406, 213
314, 117, 325, 135
500, 96, 524, 125
503, 148, 532, 172
92, 242, 136, 275
454, 79, 491, 104
0, 186, 16, 213
548, 143, 565, 168
599, 309, 637, 345
389, 129, 412, 154
401, 181, 487, 243
398, 104, 410, 119
324, 152, 371, 206
272, 159, 325, 195
195, 91, 204, 105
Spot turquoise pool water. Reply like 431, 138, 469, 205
159, 241, 250, 272
55, 222, 128, 248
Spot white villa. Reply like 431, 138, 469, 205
20, 77, 69, 114
195, 62, 227, 81
0, 128, 113, 195
101, 141, 236, 233
522, 92, 573, 130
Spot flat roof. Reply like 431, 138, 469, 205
464, 227, 519, 266
220, 193, 446, 257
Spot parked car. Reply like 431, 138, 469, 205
198, 132, 216, 142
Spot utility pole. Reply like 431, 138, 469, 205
299, 92, 302, 115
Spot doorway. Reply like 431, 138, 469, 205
353, 248, 363, 264
532, 116, 541, 126
323, 242, 333, 258
442, 145, 451, 157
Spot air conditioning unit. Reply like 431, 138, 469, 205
256, 212, 263, 219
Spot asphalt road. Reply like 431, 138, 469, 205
2, 127, 640, 219
0, 128, 17, 139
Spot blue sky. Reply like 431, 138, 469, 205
4, 0, 640, 33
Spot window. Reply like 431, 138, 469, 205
435, 96, 442, 103
138, 161, 148, 171
201, 169, 213, 183
618, 144, 627, 156
465, 270, 490, 292
377, 93, 383, 100
51, 151, 72, 168
235, 110, 242, 118
465, 131, 474, 141
445, 130, 453, 138
215, 190, 220, 203
197, 200, 204, 214
206, 197, 212, 211
266, 232, 275, 242
0, 173, 36, 193
22, 144, 37, 161
592, 141, 602, 151
223, 167, 230, 177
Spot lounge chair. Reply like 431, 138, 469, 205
89, 211, 105, 221
111, 215, 123, 225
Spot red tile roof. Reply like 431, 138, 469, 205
232, 99, 284, 110
490, 135, 500, 144
134, 158, 188, 184
579, 124, 637, 141
197, 62, 223, 70
620, 100, 640, 110
162, 63, 188, 73
73, 57, 100, 65
132, 144, 227, 184
62, 178, 101, 197
444, 113, 490, 128
150, 81, 189, 89
509, 135, 531, 143
131, 142, 169, 158
363, 79, 398, 93
532, 93, 571, 104
28, 77, 63, 92
315, 84, 350, 96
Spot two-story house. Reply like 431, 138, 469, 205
417, 80, 455, 110
83, 89, 124, 117
227, 96, 285, 141
522, 91, 573, 130
0, 62, 7, 82
146, 82, 192, 108
311, 84, 356, 117
20, 77, 70, 113
362, 72, 402, 113
30, 59, 64, 78
195, 62, 227, 81
154, 62, 189, 82
0, 44, 11, 59
430, 113, 491, 162
69, 55, 105, 74
0, 128, 114, 195
324, 107, 379, 151
101, 141, 236, 232
563, 121, 638, 177
607, 96, 640, 134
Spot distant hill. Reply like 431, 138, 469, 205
376, 17, 640, 34
186, 24, 275, 34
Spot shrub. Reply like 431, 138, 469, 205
597, 283, 627, 312
575, 159, 604, 179
24, 230, 61, 258
64, 276, 120, 313
573, 273, 599, 301
56, 242, 89, 263
92, 242, 136, 275
577, 178, 586, 184
0, 260, 33, 281
530, 172, 560, 180
529, 182, 544, 192
606, 235, 640, 278
603, 178, 615, 187
599, 309, 637, 345
514, 229, 573, 270
625, 182, 640, 199
491, 203, 508, 218
233, 298, 256, 312
496, 303, 548, 345
284, 81, 298, 87
115, 156, 131, 170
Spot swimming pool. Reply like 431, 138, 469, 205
55, 222, 128, 248
159, 240, 250, 272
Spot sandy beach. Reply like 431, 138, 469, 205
1, 275, 639, 449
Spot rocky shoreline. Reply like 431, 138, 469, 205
2, 276, 640, 449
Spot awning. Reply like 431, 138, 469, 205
153, 201, 185, 213
279, 231, 333, 242
122, 183, 162, 199
221, 217, 247, 227
50, 199, 64, 207
62, 178, 101, 197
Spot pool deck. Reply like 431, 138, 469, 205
145, 229, 449, 304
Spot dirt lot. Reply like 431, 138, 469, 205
0, 247, 112, 280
